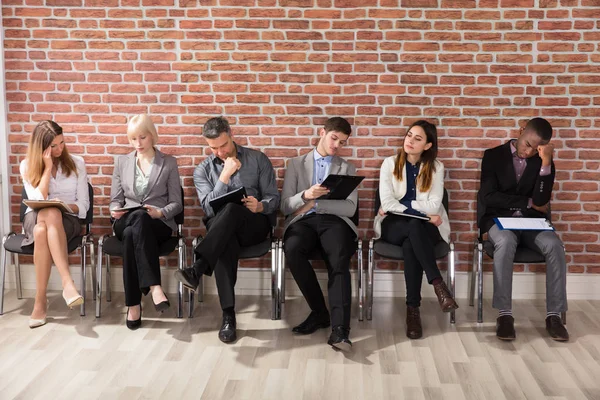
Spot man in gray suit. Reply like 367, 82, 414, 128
281, 117, 358, 352
175, 116, 279, 343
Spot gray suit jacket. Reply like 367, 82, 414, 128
280, 150, 358, 236
110, 149, 183, 232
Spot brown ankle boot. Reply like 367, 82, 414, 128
406, 306, 423, 339
433, 280, 459, 312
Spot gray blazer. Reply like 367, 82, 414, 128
280, 150, 358, 236
110, 149, 183, 232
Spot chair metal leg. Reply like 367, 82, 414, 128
80, 236, 88, 316
277, 239, 285, 307
367, 239, 374, 321
176, 239, 185, 319
358, 239, 364, 321
90, 239, 97, 302
15, 254, 22, 300
477, 241, 484, 323
469, 240, 478, 307
106, 254, 112, 302
0, 234, 14, 315
96, 235, 106, 318
449, 242, 456, 324
271, 239, 280, 320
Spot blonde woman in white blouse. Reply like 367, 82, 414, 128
20, 120, 89, 328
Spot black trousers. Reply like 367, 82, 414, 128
283, 214, 357, 329
381, 215, 443, 308
195, 203, 271, 311
114, 209, 173, 307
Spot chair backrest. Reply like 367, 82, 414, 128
20, 183, 94, 233
374, 186, 450, 217
174, 186, 185, 226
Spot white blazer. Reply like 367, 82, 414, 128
374, 156, 450, 243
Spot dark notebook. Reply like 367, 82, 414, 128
209, 187, 247, 214
318, 174, 365, 200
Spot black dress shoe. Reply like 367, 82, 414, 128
327, 325, 352, 352
174, 267, 200, 291
292, 310, 330, 335
126, 306, 142, 331
496, 315, 516, 341
218, 314, 237, 343
153, 295, 170, 313
546, 315, 569, 341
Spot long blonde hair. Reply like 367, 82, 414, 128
24, 120, 77, 188
393, 120, 438, 193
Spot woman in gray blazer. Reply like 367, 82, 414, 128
109, 114, 183, 330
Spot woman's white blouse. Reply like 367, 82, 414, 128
20, 155, 90, 219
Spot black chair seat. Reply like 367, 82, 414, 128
239, 236, 272, 259
101, 236, 179, 257
482, 240, 544, 263
4, 233, 83, 254
373, 239, 450, 260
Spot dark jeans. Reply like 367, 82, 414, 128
114, 209, 173, 307
195, 203, 271, 311
381, 215, 443, 308
283, 214, 357, 329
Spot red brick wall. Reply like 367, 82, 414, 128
3, 1, 599, 274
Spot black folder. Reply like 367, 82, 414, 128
209, 187, 247, 214
318, 174, 365, 200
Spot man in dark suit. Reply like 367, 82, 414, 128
174, 117, 280, 343
479, 117, 568, 341
280, 117, 358, 352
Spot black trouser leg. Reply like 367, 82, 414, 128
402, 238, 424, 307
114, 209, 173, 307
319, 217, 356, 328
381, 216, 444, 307
197, 203, 271, 310
283, 217, 326, 313
213, 239, 241, 310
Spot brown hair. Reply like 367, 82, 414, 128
24, 120, 77, 188
393, 120, 438, 193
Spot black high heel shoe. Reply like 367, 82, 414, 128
126, 305, 142, 330
153, 295, 170, 313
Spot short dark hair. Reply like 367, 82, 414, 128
524, 117, 553, 142
202, 116, 231, 139
324, 117, 352, 136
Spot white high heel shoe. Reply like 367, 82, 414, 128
29, 300, 49, 329
62, 290, 84, 309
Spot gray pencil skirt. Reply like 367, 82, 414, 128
21, 210, 81, 247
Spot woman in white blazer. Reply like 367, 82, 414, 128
110, 114, 182, 330
375, 120, 458, 339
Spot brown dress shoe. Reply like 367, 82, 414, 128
496, 315, 516, 341
406, 306, 423, 339
546, 315, 569, 342
432, 280, 459, 312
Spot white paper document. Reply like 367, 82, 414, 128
494, 217, 554, 231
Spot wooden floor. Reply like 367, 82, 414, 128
0, 291, 599, 400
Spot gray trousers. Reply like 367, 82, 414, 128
488, 224, 567, 313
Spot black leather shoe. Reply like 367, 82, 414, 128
174, 267, 200, 291
126, 306, 142, 331
218, 314, 237, 343
327, 325, 352, 352
153, 295, 170, 313
406, 306, 423, 340
546, 315, 569, 342
292, 310, 330, 335
496, 315, 516, 341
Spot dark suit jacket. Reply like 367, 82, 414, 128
110, 149, 183, 232
479, 141, 555, 234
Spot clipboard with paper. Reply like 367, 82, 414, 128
494, 217, 555, 231
23, 199, 74, 214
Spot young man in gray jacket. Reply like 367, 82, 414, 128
280, 117, 359, 352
